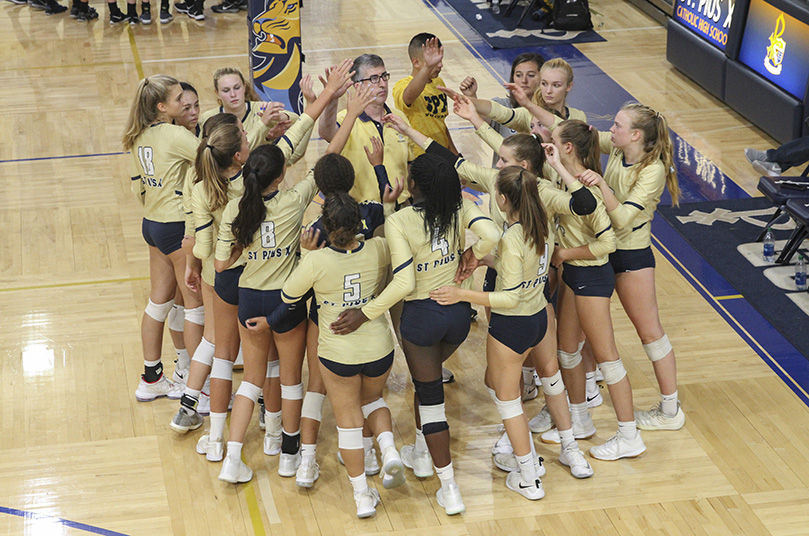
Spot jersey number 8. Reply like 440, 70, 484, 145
260, 221, 276, 248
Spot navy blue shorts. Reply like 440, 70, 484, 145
483, 267, 498, 292
609, 247, 656, 273
319, 351, 394, 378
141, 219, 184, 256
561, 263, 615, 298
214, 265, 244, 306
400, 298, 472, 347
489, 308, 548, 354
308, 296, 319, 326
238, 288, 307, 333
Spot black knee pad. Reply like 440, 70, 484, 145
413, 378, 444, 406
413, 378, 448, 435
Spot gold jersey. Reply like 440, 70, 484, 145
361, 198, 500, 320
489, 222, 550, 316
130, 123, 199, 223
599, 132, 665, 250
216, 170, 317, 291
555, 185, 616, 266
392, 76, 451, 158
200, 101, 302, 153
487, 101, 586, 133
281, 237, 395, 363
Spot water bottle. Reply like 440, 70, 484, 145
763, 227, 775, 263
796, 254, 807, 291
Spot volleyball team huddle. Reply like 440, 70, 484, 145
123, 33, 685, 518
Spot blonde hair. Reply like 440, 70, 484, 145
122, 75, 180, 150
212, 67, 260, 105
620, 102, 679, 207
557, 119, 602, 175
195, 113, 243, 212
532, 58, 574, 116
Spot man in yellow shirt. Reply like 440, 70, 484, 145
392, 33, 457, 158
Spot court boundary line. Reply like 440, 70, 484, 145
0, 506, 130, 536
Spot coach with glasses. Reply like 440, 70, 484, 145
319, 54, 412, 205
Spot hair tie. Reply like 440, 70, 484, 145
144, 77, 149, 86
588, 125, 593, 131
206, 144, 214, 150
655, 111, 660, 121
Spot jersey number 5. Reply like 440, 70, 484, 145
138, 146, 155, 176
343, 273, 361, 302
260, 221, 276, 248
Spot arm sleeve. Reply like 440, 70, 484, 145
173, 127, 201, 163
277, 113, 315, 164
373, 164, 391, 201
463, 199, 500, 259
291, 169, 319, 206
475, 123, 506, 154
191, 185, 214, 260
423, 138, 457, 162
361, 216, 415, 320
538, 181, 596, 217
488, 102, 531, 133
456, 158, 497, 194
182, 169, 196, 237
487, 232, 523, 310
605, 165, 664, 230
598, 131, 612, 154
280, 254, 316, 303
215, 201, 237, 262
587, 211, 617, 259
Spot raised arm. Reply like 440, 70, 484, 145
400, 38, 443, 107
324, 82, 377, 155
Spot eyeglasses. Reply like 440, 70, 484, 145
357, 72, 391, 85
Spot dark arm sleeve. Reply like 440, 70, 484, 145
424, 139, 458, 163
374, 164, 391, 201
570, 187, 597, 216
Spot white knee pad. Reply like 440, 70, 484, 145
599, 359, 627, 385
540, 370, 565, 396
191, 337, 215, 367
266, 360, 280, 379
419, 403, 447, 427
558, 348, 582, 370
184, 305, 205, 326
301, 392, 327, 422
235, 381, 262, 403
281, 382, 304, 401
361, 398, 388, 419
494, 395, 523, 421
643, 334, 672, 362
167, 304, 185, 332
145, 299, 174, 322
210, 357, 234, 381
337, 426, 364, 450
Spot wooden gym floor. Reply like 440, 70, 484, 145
1, 0, 809, 534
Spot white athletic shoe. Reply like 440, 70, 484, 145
219, 456, 253, 483
400, 444, 434, 477
169, 408, 203, 433
589, 431, 646, 461
196, 433, 224, 462
442, 367, 455, 384
559, 443, 593, 478
635, 402, 686, 431
135, 375, 182, 402
493, 452, 545, 477
355, 488, 380, 518
278, 451, 301, 477
337, 447, 380, 475
491, 430, 513, 455
295, 457, 319, 488
172, 365, 189, 387
506, 471, 545, 501
263, 431, 282, 456
541, 412, 596, 444
196, 392, 211, 416
380, 446, 406, 489
522, 382, 538, 401
435, 483, 465, 515
585, 378, 603, 408
528, 405, 552, 433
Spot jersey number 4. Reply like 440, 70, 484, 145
260, 221, 276, 248
538, 244, 550, 276
137, 146, 155, 176
343, 273, 361, 302
431, 232, 450, 257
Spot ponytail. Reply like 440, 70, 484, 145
409, 153, 462, 244
122, 75, 180, 150
557, 119, 602, 175
496, 167, 548, 256
231, 144, 286, 248
322, 192, 362, 248
621, 102, 679, 207
195, 113, 242, 212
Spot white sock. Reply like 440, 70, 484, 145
209, 412, 227, 441
522, 367, 535, 384
349, 473, 368, 495
617, 420, 637, 439
435, 462, 455, 490
227, 441, 243, 460
516, 452, 537, 481
176, 348, 190, 370
558, 428, 575, 449
377, 431, 395, 453
585, 371, 596, 381
266, 410, 282, 434
414, 429, 428, 453
570, 402, 589, 420
301, 443, 316, 460
184, 387, 201, 399
144, 359, 161, 368
661, 391, 678, 416
363, 436, 374, 453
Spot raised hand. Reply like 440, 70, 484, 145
382, 177, 403, 204
577, 168, 604, 187
503, 82, 530, 107
422, 37, 444, 69
259, 101, 286, 126
453, 95, 479, 122
300, 73, 317, 105
346, 82, 377, 117
381, 113, 409, 135
436, 85, 462, 103
300, 227, 323, 251
460, 76, 478, 97
542, 143, 561, 168
363, 136, 384, 167
325, 58, 356, 96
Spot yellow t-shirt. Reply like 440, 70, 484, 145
361, 198, 500, 320
598, 132, 665, 250
216, 170, 318, 291
335, 105, 411, 204
489, 222, 549, 317
130, 123, 199, 223
281, 237, 395, 363
392, 75, 451, 158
